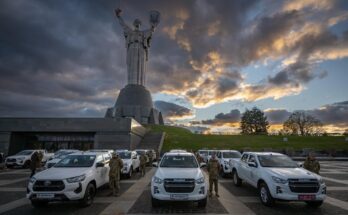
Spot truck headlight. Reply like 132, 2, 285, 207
319, 178, 325, 184
29, 177, 36, 184
224, 160, 229, 165
153, 176, 163, 184
196, 177, 205, 184
272, 176, 287, 184
66, 174, 86, 183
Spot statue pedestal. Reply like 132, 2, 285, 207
105, 84, 163, 125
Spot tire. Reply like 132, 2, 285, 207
220, 165, 226, 178
232, 170, 242, 186
127, 167, 133, 179
31, 200, 48, 208
306, 201, 323, 208
197, 197, 207, 208
258, 182, 275, 207
151, 197, 160, 207
80, 182, 96, 207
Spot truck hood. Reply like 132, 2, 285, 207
34, 167, 91, 180
155, 168, 203, 179
265, 167, 319, 179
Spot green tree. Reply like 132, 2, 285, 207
283, 111, 323, 136
240, 107, 269, 134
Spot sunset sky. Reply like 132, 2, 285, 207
1, 0, 348, 133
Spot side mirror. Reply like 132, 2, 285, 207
248, 162, 257, 168
297, 162, 303, 168
152, 162, 158, 167
200, 163, 207, 168
96, 162, 105, 168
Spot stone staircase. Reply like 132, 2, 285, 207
137, 131, 165, 153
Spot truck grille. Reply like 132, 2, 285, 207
164, 178, 195, 193
288, 179, 320, 193
33, 180, 65, 191
6, 158, 16, 162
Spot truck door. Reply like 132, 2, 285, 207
245, 155, 258, 187
239, 154, 249, 179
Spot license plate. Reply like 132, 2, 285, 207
37, 193, 54, 199
170, 194, 188, 200
298, 195, 316, 201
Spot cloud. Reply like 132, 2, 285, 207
154, 100, 194, 121
201, 109, 240, 125
264, 109, 292, 124
308, 101, 348, 126
0, 0, 348, 117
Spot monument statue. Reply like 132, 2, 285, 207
105, 8, 163, 125
115, 8, 160, 86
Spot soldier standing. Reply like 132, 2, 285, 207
147, 151, 153, 164
207, 153, 220, 197
304, 152, 320, 174
139, 154, 147, 177
30, 151, 40, 177
109, 152, 124, 196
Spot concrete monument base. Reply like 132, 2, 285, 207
105, 84, 164, 125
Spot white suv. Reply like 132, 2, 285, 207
151, 151, 207, 208
27, 152, 111, 207
5, 150, 54, 168
232, 152, 326, 207
216, 150, 241, 177
117, 150, 140, 178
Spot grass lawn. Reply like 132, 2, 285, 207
147, 125, 348, 152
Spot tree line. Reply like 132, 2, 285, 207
240, 107, 323, 136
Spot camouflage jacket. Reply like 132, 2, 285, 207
303, 158, 320, 174
109, 157, 123, 178
140, 154, 147, 166
207, 158, 220, 178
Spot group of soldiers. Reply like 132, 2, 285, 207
108, 151, 151, 196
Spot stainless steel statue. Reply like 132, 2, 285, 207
115, 8, 160, 86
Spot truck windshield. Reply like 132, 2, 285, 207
160, 155, 198, 168
223, 152, 241, 158
258, 155, 297, 168
118, 152, 131, 159
55, 155, 96, 168
16, 150, 34, 155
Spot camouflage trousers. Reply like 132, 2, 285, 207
109, 177, 120, 195
209, 177, 218, 195
140, 164, 146, 176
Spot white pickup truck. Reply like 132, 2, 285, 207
117, 150, 140, 178
216, 150, 241, 177
27, 151, 111, 207
5, 150, 54, 168
232, 152, 326, 207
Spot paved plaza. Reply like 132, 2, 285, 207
1, 162, 348, 215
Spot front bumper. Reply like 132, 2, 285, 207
27, 180, 86, 201
269, 182, 326, 201
151, 182, 207, 201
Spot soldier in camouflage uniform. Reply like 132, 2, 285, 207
139, 154, 147, 177
303, 152, 320, 174
207, 153, 220, 197
109, 152, 123, 196
147, 151, 153, 165
30, 151, 40, 177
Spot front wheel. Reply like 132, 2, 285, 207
80, 183, 96, 207
306, 201, 323, 208
151, 197, 161, 207
197, 197, 207, 208
259, 182, 275, 207
31, 200, 48, 208
232, 170, 242, 186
